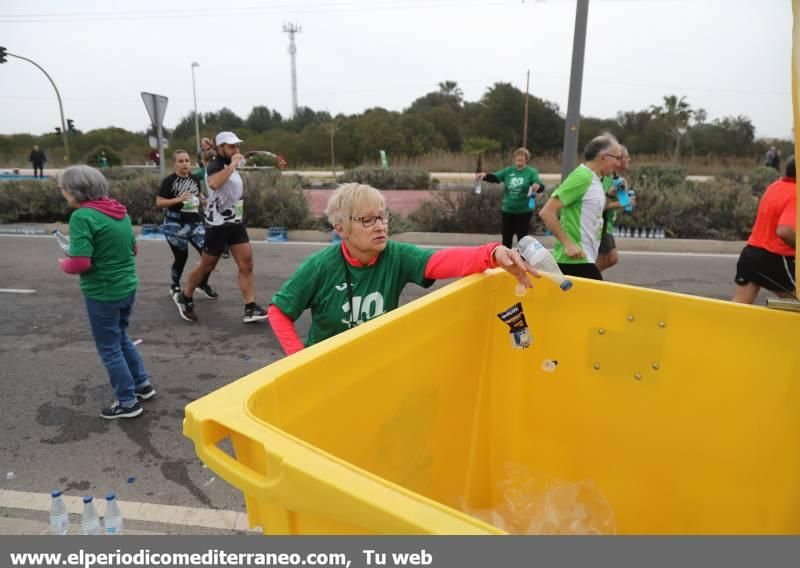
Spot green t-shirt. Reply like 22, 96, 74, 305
494, 165, 542, 214
272, 240, 436, 347
601, 176, 617, 235
68, 207, 138, 301
551, 164, 606, 264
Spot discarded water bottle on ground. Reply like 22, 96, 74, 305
49, 490, 69, 535
81, 496, 102, 535
52, 229, 70, 253
518, 236, 573, 291
103, 492, 123, 535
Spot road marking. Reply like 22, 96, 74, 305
0, 489, 259, 532
0, 288, 36, 294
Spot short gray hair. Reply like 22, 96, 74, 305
325, 183, 385, 231
583, 134, 619, 161
58, 165, 109, 203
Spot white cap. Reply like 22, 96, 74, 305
215, 131, 244, 146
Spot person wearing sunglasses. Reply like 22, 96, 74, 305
538, 134, 623, 281
268, 183, 540, 355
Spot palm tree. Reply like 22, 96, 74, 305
649, 95, 694, 161
437, 80, 464, 103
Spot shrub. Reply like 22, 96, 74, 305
748, 166, 780, 194
0, 170, 316, 229
626, 164, 688, 188
337, 167, 430, 190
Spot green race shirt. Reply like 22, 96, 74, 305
601, 176, 617, 235
494, 165, 542, 214
272, 240, 436, 347
68, 207, 138, 301
551, 164, 606, 264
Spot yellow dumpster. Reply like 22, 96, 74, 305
183, 270, 800, 534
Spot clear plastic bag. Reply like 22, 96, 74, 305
462, 463, 616, 535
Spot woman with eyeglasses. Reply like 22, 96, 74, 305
268, 183, 540, 355
538, 134, 623, 281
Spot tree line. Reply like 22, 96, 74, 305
0, 81, 788, 168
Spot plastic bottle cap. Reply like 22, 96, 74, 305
83, 496, 93, 503
560, 279, 573, 291
106, 492, 116, 500
51, 490, 62, 498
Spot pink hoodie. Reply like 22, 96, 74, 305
60, 198, 133, 274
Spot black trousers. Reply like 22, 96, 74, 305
33, 164, 44, 177
558, 262, 604, 281
501, 211, 533, 249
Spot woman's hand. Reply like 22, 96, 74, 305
493, 246, 540, 288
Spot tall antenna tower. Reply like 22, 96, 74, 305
283, 22, 302, 116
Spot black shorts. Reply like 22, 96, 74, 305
598, 233, 616, 254
734, 245, 796, 293
204, 223, 250, 257
557, 262, 604, 281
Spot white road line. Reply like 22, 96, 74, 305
0, 288, 36, 294
0, 489, 259, 532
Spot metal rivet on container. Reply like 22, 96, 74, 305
634, 373, 642, 380
593, 362, 601, 370
652, 363, 660, 370
598, 328, 605, 335
627, 315, 635, 322
659, 321, 666, 328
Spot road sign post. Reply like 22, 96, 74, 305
141, 92, 169, 179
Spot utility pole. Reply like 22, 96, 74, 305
323, 120, 338, 180
0, 47, 70, 163
560, 0, 589, 180
283, 23, 302, 117
522, 69, 530, 149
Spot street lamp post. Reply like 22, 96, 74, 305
191, 62, 201, 155
1, 48, 70, 163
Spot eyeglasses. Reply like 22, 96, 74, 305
351, 213, 391, 228
604, 153, 622, 161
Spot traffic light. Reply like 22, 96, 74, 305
55, 127, 61, 135
0, 46, 7, 64
67, 119, 75, 133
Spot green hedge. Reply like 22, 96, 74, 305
0, 170, 315, 229
336, 167, 431, 190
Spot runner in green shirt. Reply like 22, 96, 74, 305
538, 134, 622, 281
268, 183, 541, 355
479, 148, 545, 248
597, 146, 632, 272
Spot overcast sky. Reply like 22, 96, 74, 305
0, 0, 792, 139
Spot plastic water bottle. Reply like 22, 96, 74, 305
103, 492, 123, 535
541, 359, 559, 373
518, 236, 573, 291
52, 229, 70, 253
474, 177, 482, 195
528, 195, 536, 209
81, 496, 102, 535
49, 490, 69, 535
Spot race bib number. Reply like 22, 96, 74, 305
234, 200, 244, 221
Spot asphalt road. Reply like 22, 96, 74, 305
0, 235, 751, 519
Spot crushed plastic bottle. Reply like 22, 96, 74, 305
81, 496, 102, 535
514, 283, 527, 297
518, 236, 572, 291
103, 492, 123, 535
49, 490, 69, 535
541, 359, 558, 373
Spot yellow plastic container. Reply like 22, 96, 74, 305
183, 270, 800, 534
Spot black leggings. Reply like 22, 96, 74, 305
501, 212, 534, 249
168, 240, 209, 288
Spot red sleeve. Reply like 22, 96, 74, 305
778, 198, 796, 229
268, 304, 305, 356
59, 256, 92, 275
423, 242, 500, 279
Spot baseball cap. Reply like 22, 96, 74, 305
215, 131, 244, 146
